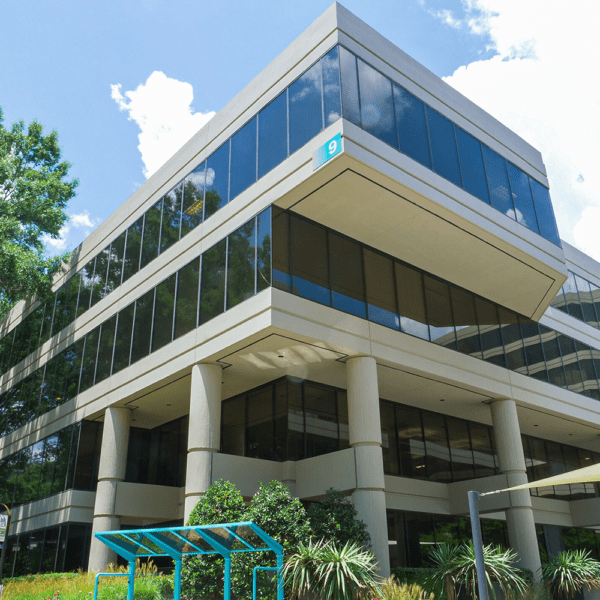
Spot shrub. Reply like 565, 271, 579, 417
380, 575, 434, 600
541, 548, 600, 599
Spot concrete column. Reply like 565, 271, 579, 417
88, 407, 131, 572
490, 399, 542, 578
184, 363, 222, 522
346, 356, 390, 576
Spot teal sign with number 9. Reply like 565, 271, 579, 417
313, 133, 342, 170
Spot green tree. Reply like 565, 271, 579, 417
0, 106, 78, 317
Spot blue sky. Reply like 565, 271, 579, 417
2, 0, 599, 260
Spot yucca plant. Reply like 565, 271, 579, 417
541, 549, 600, 599
428, 542, 528, 600
379, 575, 434, 600
282, 539, 380, 600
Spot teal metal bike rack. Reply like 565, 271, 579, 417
94, 521, 284, 600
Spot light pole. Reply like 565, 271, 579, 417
468, 491, 488, 600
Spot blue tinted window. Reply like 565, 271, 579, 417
289, 61, 323, 154
425, 107, 462, 187
200, 239, 226, 324
182, 162, 206, 236
322, 46, 341, 127
339, 46, 360, 126
329, 233, 366, 318
205, 141, 230, 220
258, 92, 288, 178
357, 59, 397, 148
160, 184, 183, 253
230, 117, 257, 200
481, 146, 514, 218
140, 200, 162, 270
530, 179, 561, 246
256, 208, 272, 293
394, 85, 431, 169
455, 128, 489, 204
506, 163, 539, 234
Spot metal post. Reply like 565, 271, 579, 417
174, 560, 182, 600
127, 561, 135, 600
224, 557, 231, 600
0, 504, 12, 590
276, 552, 283, 600
468, 491, 488, 600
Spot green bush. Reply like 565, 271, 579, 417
541, 548, 600, 599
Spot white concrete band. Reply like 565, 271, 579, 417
346, 356, 390, 576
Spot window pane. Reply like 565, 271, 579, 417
258, 92, 288, 178
423, 275, 455, 348
574, 274, 599, 326
256, 207, 271, 293
174, 258, 200, 340
227, 220, 256, 310
222, 395, 245, 456
272, 208, 291, 292
289, 61, 323, 154
475, 298, 504, 368
64, 339, 83, 401
160, 183, 183, 253
287, 380, 304, 461
507, 162, 539, 233
339, 46, 360, 125
482, 146, 514, 218
451, 287, 482, 359
396, 406, 426, 479
95, 315, 116, 385
274, 381, 288, 461
205, 142, 230, 219
396, 263, 429, 340
304, 383, 338, 457
40, 298, 56, 344
91, 249, 110, 307
380, 401, 399, 475
563, 271, 583, 321
131, 289, 155, 364
425, 107, 462, 187
230, 117, 257, 200
152, 274, 176, 352
79, 328, 100, 394
357, 59, 397, 147
322, 46, 341, 127
122, 216, 143, 283
422, 412, 452, 483
199, 239, 226, 325
182, 162, 206, 236
329, 234, 366, 318
140, 200, 162, 270
112, 302, 135, 373
447, 417, 474, 481
364, 249, 399, 330
530, 178, 561, 246
106, 233, 126, 295
291, 216, 330, 306
470, 423, 496, 477
394, 85, 431, 168
455, 127, 490, 204
247, 387, 273, 460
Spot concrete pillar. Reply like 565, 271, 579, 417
346, 356, 390, 576
184, 363, 222, 522
490, 399, 542, 578
88, 407, 131, 572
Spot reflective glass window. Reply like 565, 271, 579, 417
289, 60, 323, 154
272, 208, 291, 292
62, 274, 81, 331
256, 208, 271, 293
425, 107, 462, 187
498, 307, 527, 373
205, 142, 230, 219
380, 401, 399, 475
481, 146, 514, 218
287, 380, 304, 461
563, 271, 583, 321
112, 302, 135, 374
530, 178, 561, 246
227, 220, 256, 310
40, 298, 56, 344
394, 85, 431, 168
181, 162, 205, 237
174, 258, 200, 340
304, 383, 338, 457
246, 386, 273, 460
64, 339, 83, 401
274, 381, 288, 460
364, 249, 399, 330
91, 249, 110, 307
470, 423, 497, 477
455, 127, 489, 204
152, 274, 176, 352
447, 417, 474, 481
423, 275, 455, 348
475, 298, 504, 368
105, 232, 126, 295
160, 184, 183, 253
222, 395, 245, 457
396, 263, 429, 340
396, 406, 426, 479
451, 287, 482, 359
559, 335, 583, 390
574, 274, 599, 326
422, 412, 451, 483
258, 92, 288, 179
51, 285, 68, 338
357, 59, 397, 148
122, 216, 143, 283
230, 117, 257, 200
339, 46, 360, 125
291, 216, 330, 306
130, 289, 155, 364
74, 421, 102, 491
507, 162, 539, 233
199, 239, 226, 325
539, 325, 567, 388
322, 46, 341, 127
79, 328, 100, 394
140, 200, 162, 270
329, 233, 366, 318
95, 315, 116, 385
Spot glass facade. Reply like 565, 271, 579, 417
273, 208, 600, 401
551, 270, 600, 330
0, 208, 271, 437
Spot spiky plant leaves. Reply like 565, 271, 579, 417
541, 549, 600, 599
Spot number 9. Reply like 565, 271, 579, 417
328, 139, 337, 154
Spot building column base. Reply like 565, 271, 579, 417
89, 515, 120, 572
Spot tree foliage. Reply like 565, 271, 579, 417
0, 106, 78, 317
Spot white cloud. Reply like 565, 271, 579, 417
43, 211, 100, 253
429, 9, 462, 29
111, 72, 215, 179
440, 0, 600, 259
